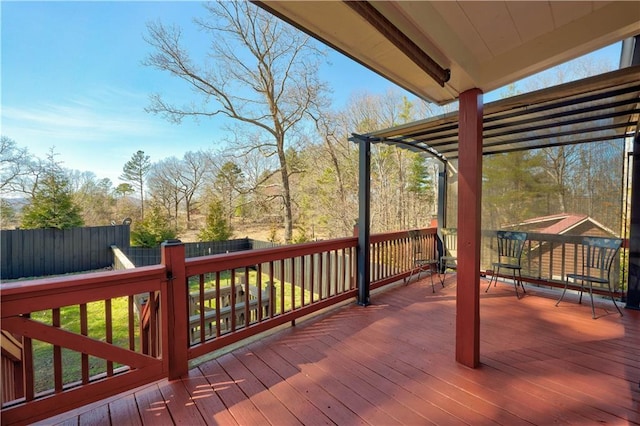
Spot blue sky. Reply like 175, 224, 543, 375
1, 2, 623, 186
2, 1, 401, 184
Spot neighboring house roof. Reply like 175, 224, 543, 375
509, 213, 617, 236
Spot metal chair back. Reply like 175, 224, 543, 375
496, 231, 527, 267
441, 228, 457, 259
405, 230, 440, 292
439, 228, 457, 285
557, 236, 623, 318
579, 237, 622, 280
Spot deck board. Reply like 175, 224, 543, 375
231, 348, 334, 425
43, 278, 640, 426
216, 352, 302, 426
197, 358, 268, 425
107, 393, 142, 426
133, 384, 173, 425
178, 368, 238, 426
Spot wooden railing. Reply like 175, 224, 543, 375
0, 266, 167, 425
2, 227, 628, 425
0, 228, 435, 425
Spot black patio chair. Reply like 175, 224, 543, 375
556, 236, 623, 319
439, 228, 457, 285
486, 231, 528, 298
405, 230, 440, 292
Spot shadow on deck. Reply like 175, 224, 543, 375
37, 276, 640, 425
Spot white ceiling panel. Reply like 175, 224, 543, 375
256, 1, 640, 105
550, 1, 594, 27
506, 2, 554, 43
458, 2, 521, 57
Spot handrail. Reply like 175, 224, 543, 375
2, 226, 628, 425
1, 266, 167, 425
0, 228, 435, 424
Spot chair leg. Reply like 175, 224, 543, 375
579, 283, 584, 304
511, 269, 525, 298
605, 282, 624, 317
430, 264, 436, 293
555, 278, 570, 307
519, 269, 525, 294
486, 266, 499, 292
588, 281, 596, 319
405, 266, 417, 285
439, 263, 447, 287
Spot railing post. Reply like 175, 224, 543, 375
627, 132, 640, 310
161, 239, 189, 380
356, 137, 371, 306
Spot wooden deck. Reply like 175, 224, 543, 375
36, 277, 640, 425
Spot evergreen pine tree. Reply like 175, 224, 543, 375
120, 150, 151, 220
21, 151, 84, 229
130, 203, 176, 247
198, 198, 233, 242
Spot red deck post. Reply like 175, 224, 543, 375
161, 240, 189, 380
456, 88, 483, 368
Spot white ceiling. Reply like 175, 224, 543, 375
256, 1, 640, 105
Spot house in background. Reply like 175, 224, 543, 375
512, 213, 618, 238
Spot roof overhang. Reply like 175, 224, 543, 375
255, 1, 640, 105
359, 65, 640, 161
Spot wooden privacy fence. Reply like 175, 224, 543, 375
1, 226, 279, 280
124, 238, 279, 266
1, 225, 130, 281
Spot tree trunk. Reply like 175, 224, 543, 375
277, 136, 293, 243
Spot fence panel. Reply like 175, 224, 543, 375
125, 239, 275, 267
1, 225, 130, 280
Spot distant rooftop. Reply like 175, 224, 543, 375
510, 213, 616, 236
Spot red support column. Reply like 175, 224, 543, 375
456, 88, 483, 368
161, 240, 189, 380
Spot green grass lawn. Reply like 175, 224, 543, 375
30, 296, 138, 393
188, 270, 318, 313
28, 270, 321, 394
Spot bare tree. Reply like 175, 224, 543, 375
68, 170, 115, 226
1, 136, 30, 194
147, 158, 184, 230
526, 57, 615, 216
180, 151, 208, 226
214, 160, 245, 222
307, 109, 357, 235
144, 2, 328, 243
0, 136, 43, 197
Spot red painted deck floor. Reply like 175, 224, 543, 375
37, 277, 640, 425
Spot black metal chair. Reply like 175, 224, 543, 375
439, 228, 457, 285
405, 230, 440, 292
486, 231, 528, 298
556, 236, 623, 319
